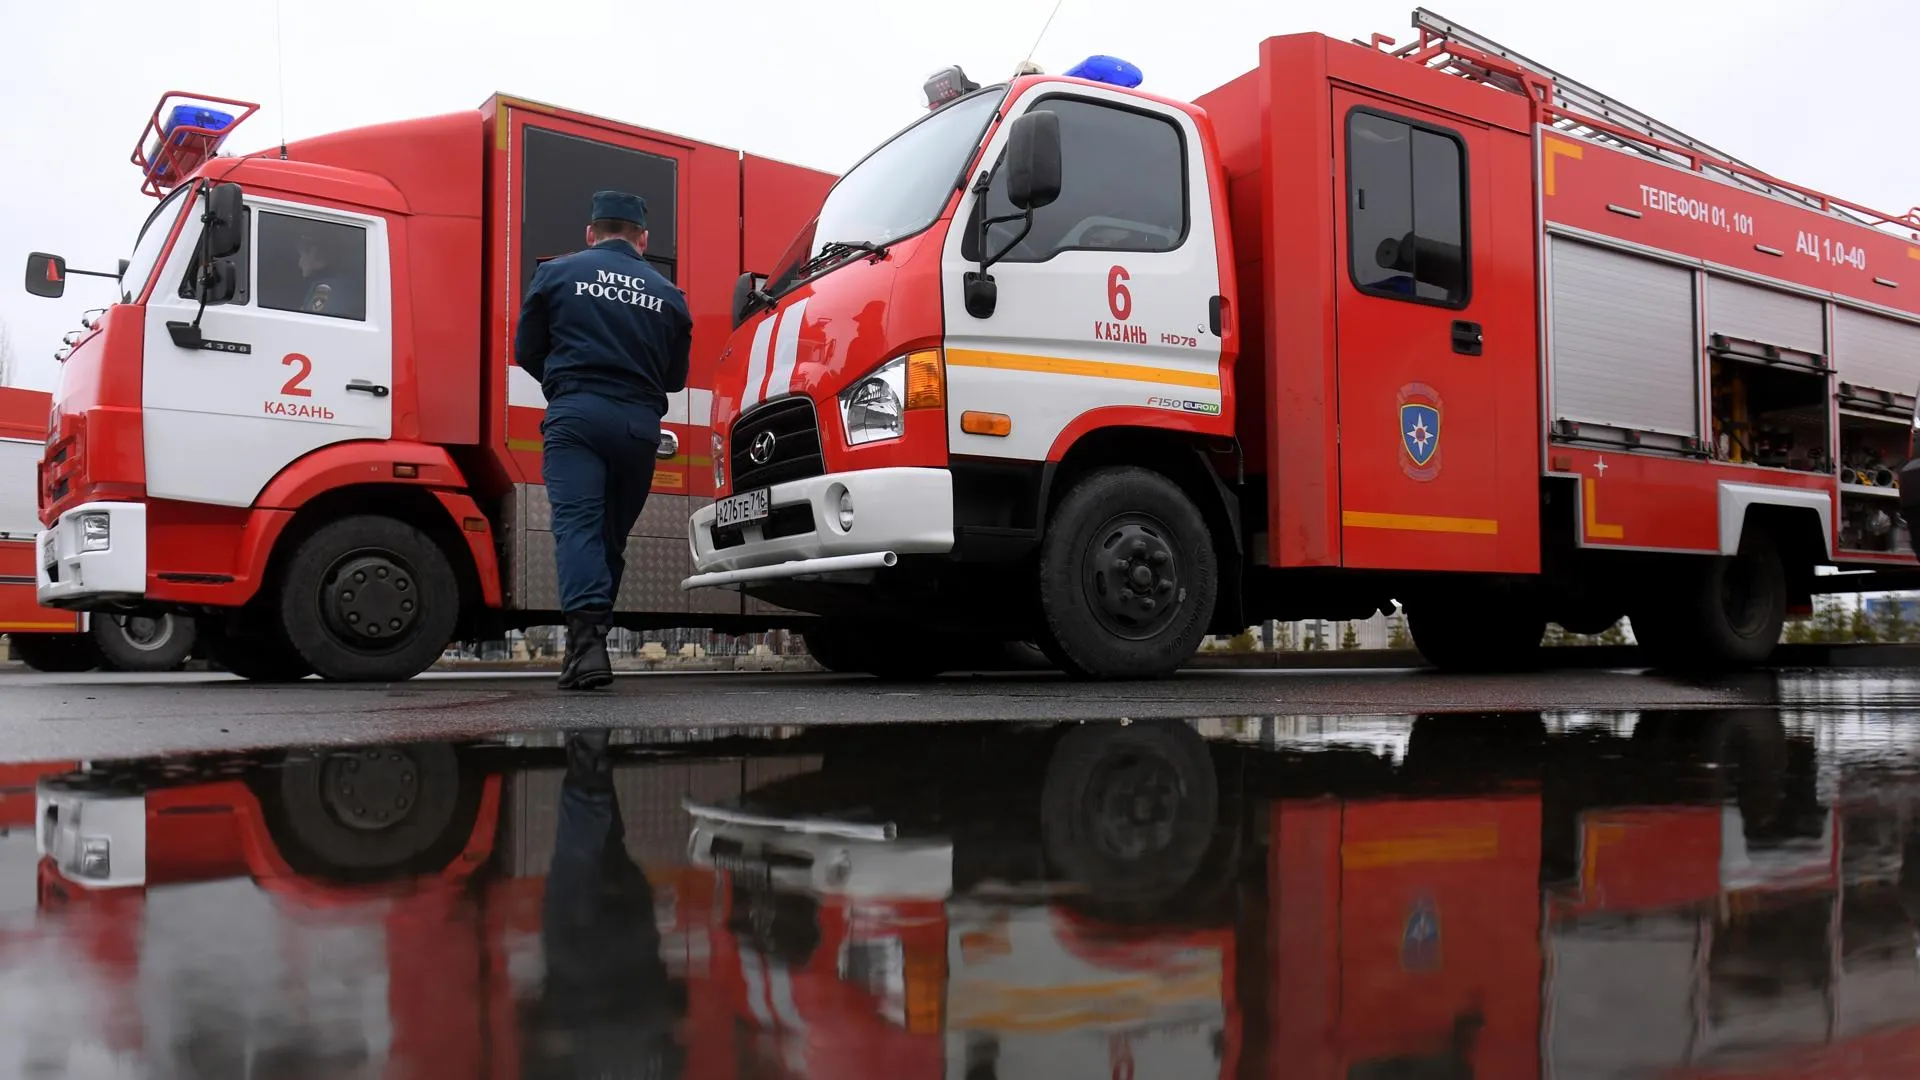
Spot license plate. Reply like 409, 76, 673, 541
715, 488, 770, 529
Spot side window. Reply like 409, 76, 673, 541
257, 212, 368, 321
1347, 110, 1469, 306
178, 207, 252, 305
964, 97, 1187, 263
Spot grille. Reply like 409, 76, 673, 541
730, 397, 824, 492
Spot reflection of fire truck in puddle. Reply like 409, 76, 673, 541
16, 712, 1920, 1077
684, 728, 1240, 1079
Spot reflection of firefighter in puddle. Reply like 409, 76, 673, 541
521, 730, 686, 1079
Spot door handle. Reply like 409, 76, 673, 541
1451, 320, 1483, 356
346, 380, 390, 397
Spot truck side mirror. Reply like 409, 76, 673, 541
1004, 109, 1062, 211
25, 253, 67, 299
731, 271, 771, 330
965, 109, 1065, 321
204, 182, 246, 259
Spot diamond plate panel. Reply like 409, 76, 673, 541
510, 482, 687, 540
634, 494, 687, 539
516, 529, 562, 611
512, 523, 701, 614
511, 483, 551, 533
615, 537, 691, 613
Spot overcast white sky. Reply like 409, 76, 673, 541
0, 0, 1908, 391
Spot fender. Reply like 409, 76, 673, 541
1044, 406, 1234, 463
432, 489, 504, 609
1040, 411, 1245, 561
253, 439, 468, 510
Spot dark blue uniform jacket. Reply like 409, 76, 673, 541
513, 239, 692, 440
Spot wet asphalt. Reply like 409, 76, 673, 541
6, 667, 1920, 1075
4, 664, 1919, 762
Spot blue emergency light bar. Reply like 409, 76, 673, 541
142, 105, 237, 183
1064, 55, 1143, 88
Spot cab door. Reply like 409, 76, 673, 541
142, 194, 394, 507
1332, 90, 1535, 573
941, 86, 1228, 465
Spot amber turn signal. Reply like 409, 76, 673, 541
961, 411, 1012, 437
905, 349, 945, 410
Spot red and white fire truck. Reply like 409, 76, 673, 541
688, 9, 1920, 678
2, 386, 194, 671
21, 91, 834, 682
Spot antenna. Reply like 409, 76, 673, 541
1020, 0, 1068, 74
273, 0, 288, 158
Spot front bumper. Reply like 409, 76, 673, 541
37, 780, 148, 890
684, 467, 954, 590
37, 501, 148, 607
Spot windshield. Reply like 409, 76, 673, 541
120, 184, 195, 304
768, 88, 1006, 294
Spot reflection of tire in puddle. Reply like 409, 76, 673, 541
1040, 720, 1220, 912
269, 742, 479, 879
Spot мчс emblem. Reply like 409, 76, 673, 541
749, 429, 777, 465
1397, 382, 1443, 482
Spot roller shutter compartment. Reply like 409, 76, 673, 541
1549, 238, 1700, 438
1834, 306, 1920, 397
1707, 275, 1826, 360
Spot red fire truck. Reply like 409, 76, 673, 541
2, 386, 195, 671
21, 91, 834, 682
687, 9, 1920, 679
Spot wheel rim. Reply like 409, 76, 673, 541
318, 548, 424, 654
1085, 751, 1183, 861
1081, 512, 1186, 641
1720, 550, 1779, 639
111, 614, 171, 652
319, 749, 420, 831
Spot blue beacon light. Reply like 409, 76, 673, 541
1063, 55, 1143, 88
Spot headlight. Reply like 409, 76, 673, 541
711, 431, 726, 489
840, 357, 907, 445
79, 836, 110, 879
78, 512, 110, 552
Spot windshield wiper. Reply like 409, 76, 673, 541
794, 240, 886, 280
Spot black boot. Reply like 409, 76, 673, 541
564, 729, 615, 792
558, 610, 613, 691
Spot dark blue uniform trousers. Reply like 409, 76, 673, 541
541, 394, 659, 613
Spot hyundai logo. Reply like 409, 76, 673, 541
748, 430, 777, 465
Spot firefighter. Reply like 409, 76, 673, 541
294, 228, 351, 316
513, 190, 693, 690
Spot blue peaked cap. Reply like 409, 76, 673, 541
591, 190, 648, 229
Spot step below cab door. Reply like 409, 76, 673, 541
1331, 88, 1538, 574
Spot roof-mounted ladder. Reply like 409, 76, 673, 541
1387, 8, 1904, 233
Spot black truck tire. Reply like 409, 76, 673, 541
8, 632, 103, 673
1633, 530, 1787, 669
91, 612, 196, 672
1040, 719, 1220, 909
274, 742, 475, 875
279, 515, 460, 682
1038, 467, 1217, 680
